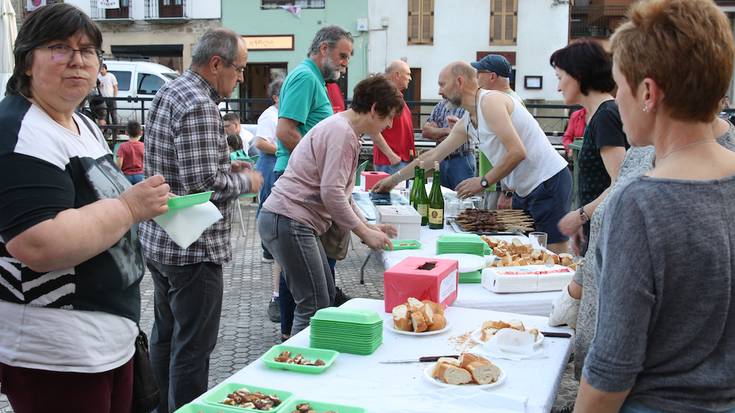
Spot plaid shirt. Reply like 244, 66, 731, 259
139, 69, 252, 265
426, 99, 474, 155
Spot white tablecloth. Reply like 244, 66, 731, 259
200, 298, 573, 413
378, 226, 559, 316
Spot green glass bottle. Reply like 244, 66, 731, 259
409, 150, 418, 205
428, 161, 444, 229
414, 161, 429, 226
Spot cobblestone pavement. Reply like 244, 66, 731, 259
0, 202, 386, 413
0, 201, 574, 412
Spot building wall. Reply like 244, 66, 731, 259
368, 0, 569, 101
221, 0, 369, 98
64, 0, 222, 71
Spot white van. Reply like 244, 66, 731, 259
103, 60, 179, 123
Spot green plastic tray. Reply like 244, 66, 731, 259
203, 383, 292, 413
168, 191, 214, 210
279, 399, 366, 413
311, 307, 381, 325
174, 402, 246, 413
459, 270, 483, 284
387, 239, 422, 250
261, 345, 338, 374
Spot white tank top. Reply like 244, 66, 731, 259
467, 90, 568, 197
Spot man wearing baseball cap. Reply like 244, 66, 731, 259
471, 54, 524, 105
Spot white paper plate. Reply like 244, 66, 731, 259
435, 253, 485, 273
385, 317, 451, 336
423, 364, 505, 389
470, 327, 544, 346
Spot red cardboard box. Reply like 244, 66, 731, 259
384, 257, 459, 312
362, 171, 390, 191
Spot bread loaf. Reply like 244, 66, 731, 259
391, 304, 412, 331
427, 313, 446, 331
459, 353, 501, 384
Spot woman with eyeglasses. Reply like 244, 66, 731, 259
0, 4, 169, 412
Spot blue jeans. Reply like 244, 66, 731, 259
440, 152, 476, 191
147, 260, 223, 413
125, 173, 144, 185
278, 257, 336, 337
255, 153, 277, 219
259, 209, 335, 335
374, 161, 409, 175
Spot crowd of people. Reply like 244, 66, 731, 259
0, 0, 733, 412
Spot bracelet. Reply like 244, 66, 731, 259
578, 207, 590, 223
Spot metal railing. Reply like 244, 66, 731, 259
570, 5, 629, 38
144, 0, 188, 19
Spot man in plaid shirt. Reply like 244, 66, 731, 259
422, 99, 476, 190
139, 28, 262, 413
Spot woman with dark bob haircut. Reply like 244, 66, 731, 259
258, 75, 401, 335
0, 4, 169, 412
550, 39, 628, 257
574, 0, 735, 412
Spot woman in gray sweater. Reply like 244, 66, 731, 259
573, 0, 735, 412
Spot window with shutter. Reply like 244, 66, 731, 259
407, 0, 434, 45
489, 0, 517, 45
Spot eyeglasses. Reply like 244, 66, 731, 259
40, 44, 102, 65
228, 62, 246, 76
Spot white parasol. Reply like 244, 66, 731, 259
0, 0, 18, 96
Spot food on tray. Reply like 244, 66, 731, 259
392, 297, 446, 333
290, 403, 338, 413
273, 351, 325, 366
481, 236, 577, 270
454, 208, 534, 233
431, 352, 501, 385
222, 387, 282, 410
477, 319, 539, 343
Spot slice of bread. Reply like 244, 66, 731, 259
406, 297, 424, 312
433, 363, 472, 385
391, 304, 412, 331
427, 313, 446, 331
410, 310, 428, 332
422, 300, 444, 315
459, 353, 501, 385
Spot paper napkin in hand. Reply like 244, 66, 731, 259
153, 201, 222, 249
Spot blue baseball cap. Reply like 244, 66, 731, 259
471, 54, 512, 78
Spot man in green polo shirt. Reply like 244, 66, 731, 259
275, 25, 353, 172
270, 25, 353, 339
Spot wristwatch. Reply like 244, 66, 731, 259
480, 177, 489, 188
503, 190, 514, 198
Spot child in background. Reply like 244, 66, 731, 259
116, 120, 145, 184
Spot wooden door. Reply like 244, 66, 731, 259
159, 0, 183, 17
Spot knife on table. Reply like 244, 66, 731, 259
379, 355, 459, 364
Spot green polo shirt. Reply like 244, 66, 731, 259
274, 59, 333, 172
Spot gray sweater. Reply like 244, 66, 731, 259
583, 174, 735, 412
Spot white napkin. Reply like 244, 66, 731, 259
480, 329, 547, 361
153, 201, 223, 249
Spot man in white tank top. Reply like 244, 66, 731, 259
373, 61, 572, 253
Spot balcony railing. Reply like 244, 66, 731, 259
145, 0, 188, 20
570, 5, 629, 38
90, 0, 132, 21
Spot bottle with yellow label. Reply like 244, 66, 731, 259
414, 161, 429, 226
428, 161, 444, 229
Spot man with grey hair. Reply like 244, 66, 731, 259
372, 59, 415, 174
140, 28, 262, 413
272, 25, 353, 340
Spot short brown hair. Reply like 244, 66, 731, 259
350, 75, 404, 118
610, 0, 735, 122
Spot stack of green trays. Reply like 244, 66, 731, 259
309, 307, 383, 355
459, 270, 483, 284
436, 233, 486, 257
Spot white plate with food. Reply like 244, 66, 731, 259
385, 316, 451, 336
435, 253, 485, 273
424, 356, 505, 389
470, 327, 544, 346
